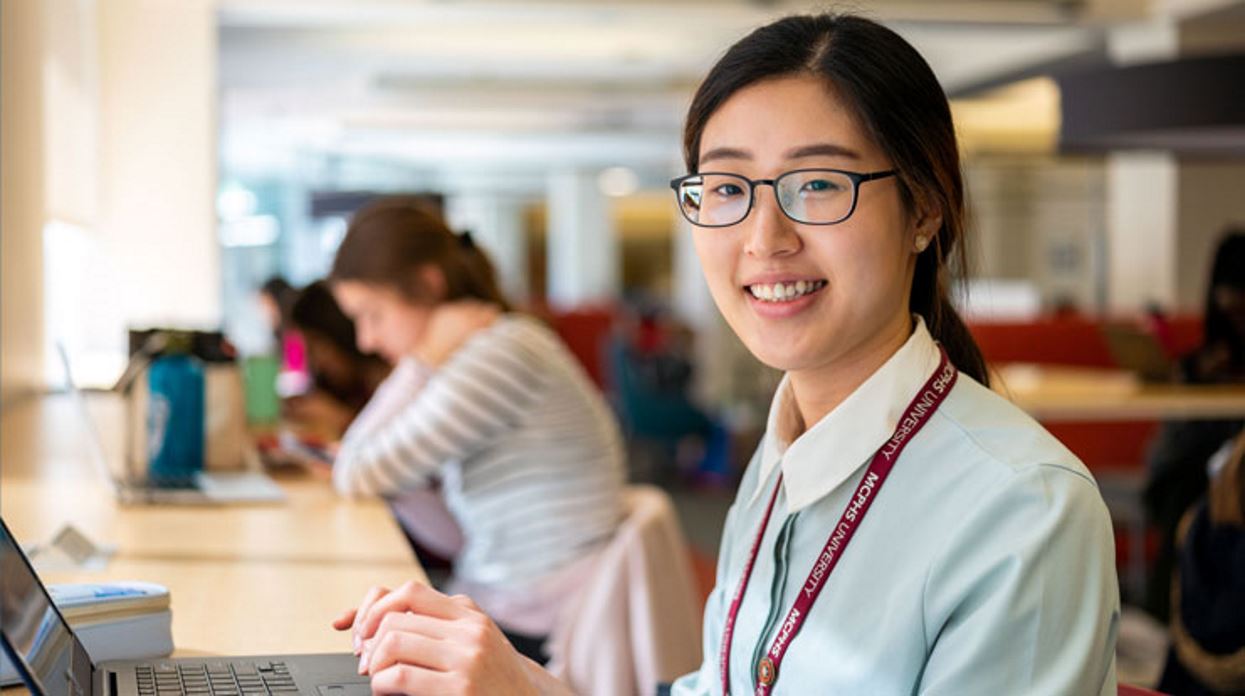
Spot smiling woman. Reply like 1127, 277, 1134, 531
337, 14, 1120, 696
679, 73, 949, 426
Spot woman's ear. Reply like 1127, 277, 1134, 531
909, 197, 943, 254
417, 264, 448, 301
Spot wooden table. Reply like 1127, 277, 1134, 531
993, 364, 1245, 603
994, 363, 1245, 423
1, 393, 426, 656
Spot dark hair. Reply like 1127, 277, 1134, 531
682, 13, 988, 385
259, 276, 298, 323
291, 280, 363, 358
291, 280, 388, 409
261, 276, 294, 301
1203, 227, 1245, 364
329, 197, 511, 311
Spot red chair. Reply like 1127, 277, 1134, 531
545, 306, 616, 390
1119, 684, 1167, 696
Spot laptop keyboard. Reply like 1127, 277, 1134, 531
134, 661, 298, 695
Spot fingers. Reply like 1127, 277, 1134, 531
331, 608, 356, 631
448, 593, 479, 611
356, 597, 536, 696
375, 610, 458, 642
359, 610, 459, 673
356, 581, 469, 645
351, 586, 391, 652
362, 626, 456, 676
368, 663, 455, 696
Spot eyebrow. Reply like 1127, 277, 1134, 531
787, 143, 862, 160
698, 146, 750, 165
699, 142, 862, 166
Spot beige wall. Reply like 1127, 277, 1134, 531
98, 0, 220, 332
2, 0, 48, 404
4, 0, 222, 395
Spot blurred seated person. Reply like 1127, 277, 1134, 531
258, 275, 307, 379
1145, 228, 1245, 622
611, 301, 730, 483
283, 280, 389, 440
1181, 229, 1245, 385
326, 197, 626, 663
1157, 428, 1245, 695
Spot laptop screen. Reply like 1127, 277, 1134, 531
0, 519, 93, 696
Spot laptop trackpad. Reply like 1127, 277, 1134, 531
317, 683, 372, 696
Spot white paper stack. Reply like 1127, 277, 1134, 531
1, 581, 174, 685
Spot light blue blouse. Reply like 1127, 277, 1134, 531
672, 320, 1119, 695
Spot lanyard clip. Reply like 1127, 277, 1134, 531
757, 656, 776, 687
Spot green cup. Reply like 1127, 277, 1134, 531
242, 354, 280, 425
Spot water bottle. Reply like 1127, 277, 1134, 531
146, 334, 205, 486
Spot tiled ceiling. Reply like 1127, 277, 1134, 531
214, 0, 1238, 182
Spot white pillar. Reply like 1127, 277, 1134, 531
97, 0, 220, 331
278, 171, 323, 285
1105, 151, 1179, 313
1099, 18, 1182, 315
1, 0, 48, 401
545, 170, 619, 309
445, 194, 529, 304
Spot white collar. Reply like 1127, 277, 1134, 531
748, 316, 942, 513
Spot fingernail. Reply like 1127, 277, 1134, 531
357, 652, 369, 675
353, 635, 361, 654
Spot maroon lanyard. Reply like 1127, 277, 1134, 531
719, 348, 957, 695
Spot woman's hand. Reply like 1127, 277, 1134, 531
332, 584, 392, 655
333, 581, 569, 696
282, 390, 354, 439
411, 301, 501, 368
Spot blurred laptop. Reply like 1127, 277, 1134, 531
1101, 322, 1174, 384
0, 518, 368, 696
58, 344, 285, 506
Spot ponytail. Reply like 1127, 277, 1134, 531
454, 230, 513, 312
912, 239, 989, 387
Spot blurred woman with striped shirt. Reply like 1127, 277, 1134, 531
327, 197, 626, 664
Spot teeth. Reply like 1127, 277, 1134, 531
747, 280, 825, 303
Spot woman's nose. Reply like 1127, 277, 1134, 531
743, 186, 801, 258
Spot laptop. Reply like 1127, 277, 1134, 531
1100, 322, 1174, 384
0, 518, 370, 696
58, 344, 285, 506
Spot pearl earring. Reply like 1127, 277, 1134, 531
914, 236, 930, 252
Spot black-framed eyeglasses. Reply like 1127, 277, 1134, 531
669, 168, 897, 227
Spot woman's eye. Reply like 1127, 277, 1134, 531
713, 183, 745, 198
801, 179, 839, 193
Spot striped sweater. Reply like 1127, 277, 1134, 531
333, 314, 626, 589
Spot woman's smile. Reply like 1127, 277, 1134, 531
742, 277, 828, 318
